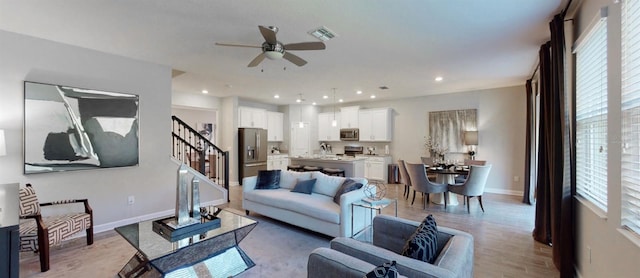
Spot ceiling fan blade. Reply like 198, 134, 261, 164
284, 42, 326, 51
259, 26, 277, 44
283, 52, 307, 67
215, 42, 261, 48
248, 53, 266, 67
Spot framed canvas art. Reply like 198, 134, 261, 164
24, 81, 139, 174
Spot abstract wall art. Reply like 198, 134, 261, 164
24, 81, 139, 174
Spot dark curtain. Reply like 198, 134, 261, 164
532, 14, 575, 277
523, 79, 534, 205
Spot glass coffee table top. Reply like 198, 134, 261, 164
115, 208, 258, 277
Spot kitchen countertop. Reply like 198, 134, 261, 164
289, 156, 365, 163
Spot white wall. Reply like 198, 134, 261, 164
318, 86, 527, 195
0, 30, 224, 232
571, 0, 640, 277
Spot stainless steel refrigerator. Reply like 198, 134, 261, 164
238, 128, 268, 185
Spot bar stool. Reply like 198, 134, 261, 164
287, 165, 304, 172
322, 168, 345, 177
302, 166, 323, 172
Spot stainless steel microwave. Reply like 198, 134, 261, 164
340, 128, 359, 141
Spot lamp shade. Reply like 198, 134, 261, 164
464, 131, 478, 145
0, 129, 6, 156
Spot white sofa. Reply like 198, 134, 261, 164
242, 170, 371, 237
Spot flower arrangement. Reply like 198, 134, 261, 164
424, 136, 448, 159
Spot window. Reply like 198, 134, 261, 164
574, 10, 608, 211
621, 0, 640, 235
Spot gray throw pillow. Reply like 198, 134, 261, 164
290, 178, 317, 194
255, 170, 281, 189
401, 215, 438, 264
333, 178, 363, 205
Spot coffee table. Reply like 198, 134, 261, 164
115, 208, 257, 277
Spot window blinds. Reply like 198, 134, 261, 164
575, 12, 608, 211
621, 0, 640, 235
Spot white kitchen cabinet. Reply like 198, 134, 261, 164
358, 108, 392, 142
266, 111, 284, 141
358, 155, 392, 182
267, 155, 289, 171
340, 106, 360, 129
318, 112, 341, 141
238, 107, 266, 128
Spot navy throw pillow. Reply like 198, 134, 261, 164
364, 260, 399, 278
401, 214, 439, 264
290, 178, 317, 194
255, 170, 281, 189
333, 178, 363, 205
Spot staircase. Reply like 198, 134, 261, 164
171, 116, 229, 201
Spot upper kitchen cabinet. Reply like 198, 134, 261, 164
318, 112, 341, 141
340, 106, 359, 129
238, 106, 266, 128
359, 108, 393, 142
266, 111, 284, 142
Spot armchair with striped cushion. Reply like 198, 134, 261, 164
18, 183, 93, 272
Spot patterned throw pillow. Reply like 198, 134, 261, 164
333, 178, 364, 204
401, 214, 439, 264
19, 186, 41, 217
255, 170, 281, 189
290, 178, 317, 194
364, 260, 399, 278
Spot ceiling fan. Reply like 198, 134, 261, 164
215, 26, 326, 67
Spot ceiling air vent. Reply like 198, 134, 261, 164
308, 26, 338, 41
379, 86, 389, 90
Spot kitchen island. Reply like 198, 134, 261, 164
288, 157, 366, 178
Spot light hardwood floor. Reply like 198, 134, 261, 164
19, 183, 559, 277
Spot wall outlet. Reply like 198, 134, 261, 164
513, 176, 520, 182
587, 246, 591, 264
128, 195, 135, 205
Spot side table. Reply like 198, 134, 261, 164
351, 198, 398, 242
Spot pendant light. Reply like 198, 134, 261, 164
331, 88, 337, 127
298, 93, 304, 128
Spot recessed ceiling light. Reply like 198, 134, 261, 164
202, 90, 208, 94
296, 98, 301, 103
356, 90, 362, 95
323, 95, 328, 99
370, 95, 376, 99
339, 99, 344, 103
274, 94, 280, 99
312, 102, 317, 105
435, 76, 443, 82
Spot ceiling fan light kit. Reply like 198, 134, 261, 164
216, 25, 326, 67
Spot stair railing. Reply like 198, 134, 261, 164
171, 116, 229, 202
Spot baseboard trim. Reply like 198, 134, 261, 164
484, 188, 523, 196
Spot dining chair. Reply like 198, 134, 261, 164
448, 164, 492, 213
420, 156, 435, 165
455, 159, 487, 183
405, 162, 449, 209
397, 160, 412, 199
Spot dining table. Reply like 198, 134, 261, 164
425, 166, 470, 206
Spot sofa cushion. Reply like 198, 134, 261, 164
291, 178, 317, 194
365, 260, 399, 278
401, 215, 438, 264
311, 172, 346, 197
333, 178, 364, 205
279, 171, 313, 189
255, 170, 281, 189
244, 189, 340, 224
